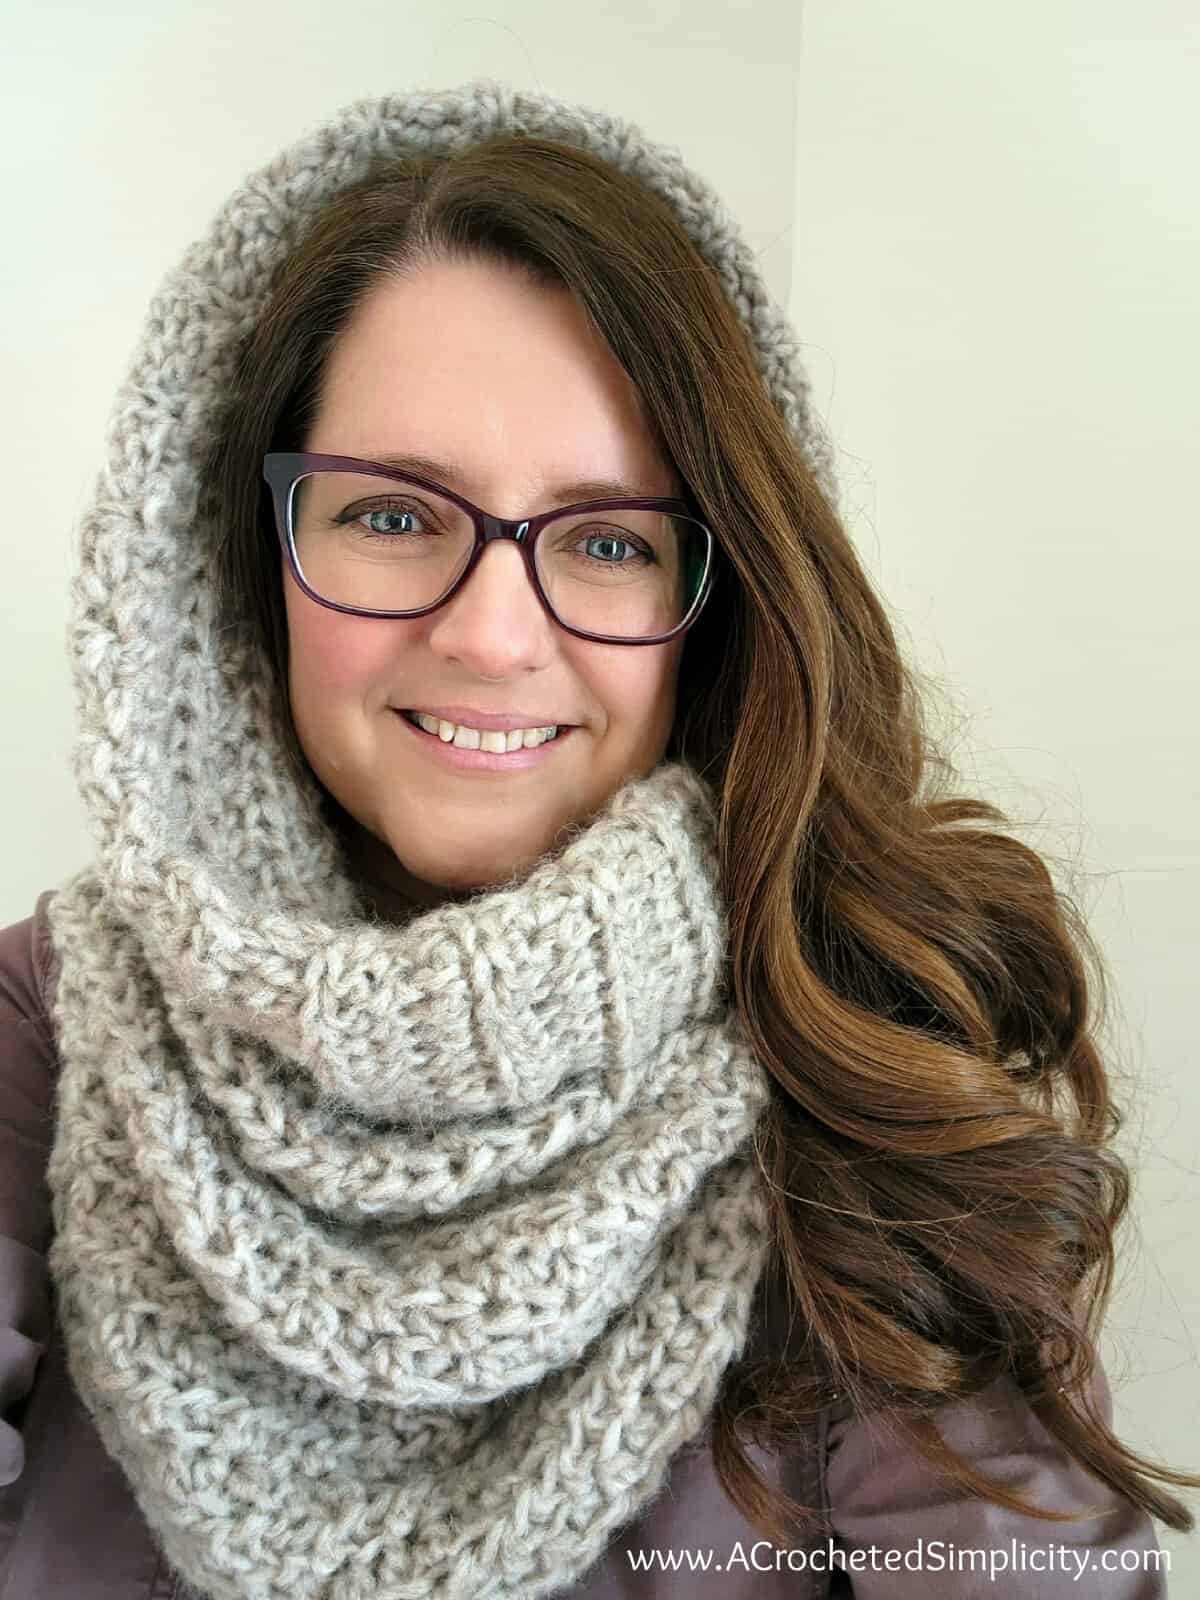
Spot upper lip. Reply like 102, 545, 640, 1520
397, 704, 574, 730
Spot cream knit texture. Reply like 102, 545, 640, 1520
42, 80, 835, 1600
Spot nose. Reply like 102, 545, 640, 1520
456, 536, 545, 610
428, 537, 557, 665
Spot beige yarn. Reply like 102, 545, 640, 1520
42, 79, 835, 1600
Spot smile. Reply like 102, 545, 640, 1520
393, 709, 576, 773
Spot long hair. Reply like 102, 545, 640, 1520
201, 130, 1198, 1542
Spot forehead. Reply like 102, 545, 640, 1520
345, 449, 675, 507
308, 260, 682, 501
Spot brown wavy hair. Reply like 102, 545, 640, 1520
200, 129, 1199, 1543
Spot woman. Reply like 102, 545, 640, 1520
0, 79, 1194, 1599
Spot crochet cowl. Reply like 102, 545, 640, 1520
42, 81, 836, 1600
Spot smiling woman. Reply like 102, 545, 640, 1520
0, 77, 1194, 1600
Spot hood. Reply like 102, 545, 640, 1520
64, 78, 837, 935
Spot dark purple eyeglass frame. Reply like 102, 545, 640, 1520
262, 451, 717, 647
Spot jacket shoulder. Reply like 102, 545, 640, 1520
0, 890, 60, 1253
0, 891, 60, 1496
824, 1360, 1168, 1596
0, 889, 59, 1049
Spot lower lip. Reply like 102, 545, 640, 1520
392, 710, 577, 772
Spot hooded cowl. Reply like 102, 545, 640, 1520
41, 79, 839, 1600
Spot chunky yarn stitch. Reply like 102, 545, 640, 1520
43, 80, 835, 1600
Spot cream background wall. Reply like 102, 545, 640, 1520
788, 6, 1198, 1583
2, 0, 1195, 1581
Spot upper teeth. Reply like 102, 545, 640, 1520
408, 712, 560, 751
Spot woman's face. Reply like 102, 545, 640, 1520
283, 255, 687, 912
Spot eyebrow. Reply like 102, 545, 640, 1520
362, 450, 671, 506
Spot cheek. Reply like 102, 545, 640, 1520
588, 645, 682, 727
285, 596, 390, 707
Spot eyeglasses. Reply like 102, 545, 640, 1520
262, 452, 717, 646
